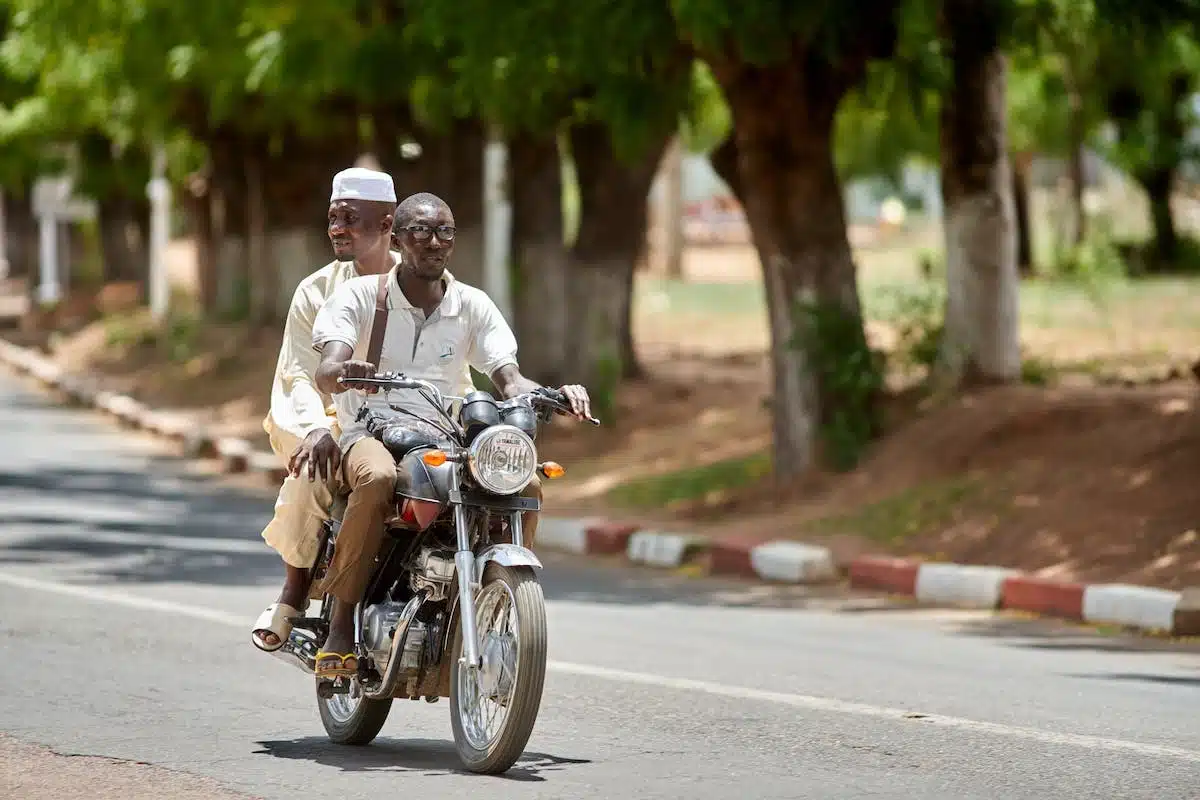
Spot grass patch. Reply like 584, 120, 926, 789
606, 451, 772, 509
801, 475, 987, 545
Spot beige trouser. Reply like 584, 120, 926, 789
260, 427, 339, 569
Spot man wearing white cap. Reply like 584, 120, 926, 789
251, 167, 398, 653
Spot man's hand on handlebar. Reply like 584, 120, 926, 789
532, 385, 599, 425
558, 384, 593, 423
337, 359, 380, 393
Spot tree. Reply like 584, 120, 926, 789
3, 0, 371, 320
670, 1, 903, 477
408, 0, 690, 399
936, 0, 1021, 386
1094, 26, 1200, 263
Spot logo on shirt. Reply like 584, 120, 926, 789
439, 344, 454, 361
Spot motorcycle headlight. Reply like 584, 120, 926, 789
467, 424, 538, 495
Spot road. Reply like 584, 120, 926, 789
0, 369, 1197, 800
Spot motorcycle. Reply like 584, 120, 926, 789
269, 372, 598, 774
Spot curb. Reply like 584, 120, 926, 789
847, 556, 1195, 636
1, 336, 1195, 637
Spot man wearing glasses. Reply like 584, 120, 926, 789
305, 191, 592, 677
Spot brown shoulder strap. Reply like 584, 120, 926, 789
365, 272, 390, 367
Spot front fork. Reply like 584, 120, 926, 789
453, 485, 524, 670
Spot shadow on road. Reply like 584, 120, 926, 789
1065, 672, 1200, 688
946, 615, 1200, 655
253, 736, 592, 782
0, 464, 280, 587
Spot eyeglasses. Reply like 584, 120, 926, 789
400, 224, 456, 242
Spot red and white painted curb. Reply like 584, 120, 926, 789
849, 556, 1198, 637
2, 337, 1196, 637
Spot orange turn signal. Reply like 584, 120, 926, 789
540, 461, 565, 479
422, 450, 448, 467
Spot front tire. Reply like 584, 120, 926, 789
450, 563, 547, 774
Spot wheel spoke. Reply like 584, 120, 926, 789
457, 579, 520, 751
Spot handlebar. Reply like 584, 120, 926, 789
526, 387, 601, 426
337, 375, 431, 392
337, 373, 600, 426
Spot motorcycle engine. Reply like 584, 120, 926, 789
361, 601, 426, 674
411, 547, 456, 601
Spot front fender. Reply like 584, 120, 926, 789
474, 543, 543, 582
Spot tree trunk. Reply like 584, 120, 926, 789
618, 258, 642, 380
937, 1, 1020, 387
245, 150, 272, 325
1143, 168, 1178, 263
660, 136, 685, 279
711, 58, 878, 478
508, 131, 568, 385
1109, 74, 1190, 268
185, 172, 219, 315
1012, 150, 1034, 277
1064, 70, 1087, 247
97, 194, 149, 290
566, 123, 667, 406
710, 136, 743, 202
204, 124, 363, 321
3, 185, 36, 281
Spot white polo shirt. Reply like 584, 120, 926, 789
311, 268, 519, 449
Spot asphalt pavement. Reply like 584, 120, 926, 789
0, 369, 1197, 800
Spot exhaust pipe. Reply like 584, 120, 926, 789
270, 628, 319, 675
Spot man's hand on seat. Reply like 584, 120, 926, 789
289, 428, 343, 482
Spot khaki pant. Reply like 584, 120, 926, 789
322, 437, 544, 605
259, 427, 339, 569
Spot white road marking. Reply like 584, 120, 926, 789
1, 569, 1197, 764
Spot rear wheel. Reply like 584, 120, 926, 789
450, 563, 547, 774
313, 592, 392, 746
316, 678, 393, 745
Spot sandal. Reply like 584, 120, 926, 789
251, 602, 306, 652
314, 651, 359, 679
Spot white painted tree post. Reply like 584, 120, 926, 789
147, 146, 171, 321
32, 178, 64, 305
0, 189, 9, 280
482, 130, 513, 321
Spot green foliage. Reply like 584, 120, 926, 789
881, 283, 945, 373
102, 308, 202, 363
679, 60, 731, 155
834, 0, 943, 183
409, 0, 688, 161
791, 299, 886, 472
606, 451, 772, 509
1047, 231, 1129, 281
802, 474, 988, 543
590, 351, 621, 427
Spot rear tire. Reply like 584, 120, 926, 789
316, 682, 393, 746
450, 563, 547, 774
313, 591, 392, 746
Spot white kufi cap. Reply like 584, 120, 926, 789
330, 167, 396, 203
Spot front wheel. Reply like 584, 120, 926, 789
450, 563, 548, 774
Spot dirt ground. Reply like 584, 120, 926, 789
0, 736, 257, 800
16, 233, 1200, 591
